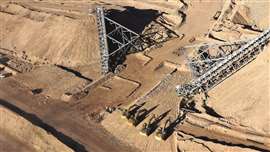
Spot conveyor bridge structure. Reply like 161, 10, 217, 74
176, 29, 270, 96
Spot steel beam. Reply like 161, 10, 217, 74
176, 29, 270, 96
96, 7, 110, 74
96, 7, 142, 74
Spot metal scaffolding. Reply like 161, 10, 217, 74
96, 7, 141, 74
187, 40, 248, 78
96, 7, 110, 74
176, 28, 270, 96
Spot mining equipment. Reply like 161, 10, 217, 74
128, 108, 148, 126
140, 114, 156, 136
155, 117, 172, 141
121, 104, 143, 119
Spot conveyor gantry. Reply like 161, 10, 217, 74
176, 29, 270, 96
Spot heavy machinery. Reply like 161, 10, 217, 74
128, 108, 148, 126
121, 104, 143, 119
155, 117, 172, 140
140, 114, 156, 136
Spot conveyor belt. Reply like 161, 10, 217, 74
176, 29, 270, 96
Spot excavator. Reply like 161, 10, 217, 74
121, 103, 143, 119
128, 108, 148, 126
140, 114, 156, 136
155, 117, 172, 140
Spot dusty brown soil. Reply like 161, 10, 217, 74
15, 65, 91, 100
0, 0, 269, 152
208, 47, 270, 134
0, 105, 73, 152
0, 78, 138, 152
0, 2, 100, 67
0, 130, 36, 152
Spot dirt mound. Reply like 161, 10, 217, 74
209, 46, 270, 134
243, 0, 270, 30
0, 3, 100, 67
231, 5, 254, 26
0, 105, 73, 152
230, 0, 270, 30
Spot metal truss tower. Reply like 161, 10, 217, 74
96, 7, 141, 74
96, 7, 109, 74
176, 29, 270, 96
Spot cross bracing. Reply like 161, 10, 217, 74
96, 7, 142, 74
176, 29, 270, 96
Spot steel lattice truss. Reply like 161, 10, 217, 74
176, 29, 270, 96
96, 7, 141, 74
187, 40, 248, 77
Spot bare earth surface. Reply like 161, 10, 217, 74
0, 0, 269, 152
209, 47, 270, 134
0, 106, 73, 152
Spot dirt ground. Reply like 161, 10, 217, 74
0, 78, 138, 152
0, 0, 269, 152
208, 47, 270, 134
0, 105, 73, 152
14, 65, 92, 100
